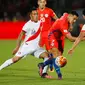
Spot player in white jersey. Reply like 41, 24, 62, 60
0, 7, 53, 79
15, 19, 42, 57
68, 9, 85, 55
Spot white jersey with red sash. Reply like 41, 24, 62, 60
15, 20, 46, 58
22, 20, 41, 44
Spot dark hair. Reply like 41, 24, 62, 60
29, 7, 37, 13
70, 11, 79, 17
82, 9, 85, 15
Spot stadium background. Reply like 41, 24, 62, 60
0, 0, 85, 39
0, 1, 85, 85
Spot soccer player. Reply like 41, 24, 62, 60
0, 7, 52, 78
37, 0, 58, 50
38, 11, 79, 79
68, 9, 85, 55
37, 0, 58, 75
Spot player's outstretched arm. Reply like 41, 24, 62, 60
66, 33, 76, 42
12, 31, 25, 55
68, 37, 81, 55
68, 31, 84, 55
52, 13, 58, 20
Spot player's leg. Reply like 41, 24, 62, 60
0, 56, 22, 70
47, 39, 63, 79
45, 37, 54, 72
38, 51, 49, 75
50, 45, 62, 79
52, 58, 62, 79
39, 52, 53, 78
0, 42, 32, 70
34, 48, 53, 78
37, 46, 63, 79
58, 40, 64, 55
48, 53, 54, 72
38, 56, 62, 79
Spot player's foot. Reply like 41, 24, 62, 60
38, 63, 44, 76
58, 76, 62, 80
41, 73, 53, 79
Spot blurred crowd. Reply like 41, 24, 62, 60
0, 0, 31, 21
0, 0, 85, 22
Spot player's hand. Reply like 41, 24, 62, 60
12, 47, 19, 55
68, 49, 74, 55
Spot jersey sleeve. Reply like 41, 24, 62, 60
22, 22, 30, 32
81, 24, 85, 32
50, 9, 56, 18
60, 23, 69, 36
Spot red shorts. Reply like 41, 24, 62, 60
48, 34, 64, 54
40, 31, 50, 50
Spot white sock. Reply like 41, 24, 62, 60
42, 57, 49, 74
0, 59, 13, 70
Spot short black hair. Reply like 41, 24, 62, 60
82, 9, 85, 16
70, 11, 79, 17
29, 7, 37, 13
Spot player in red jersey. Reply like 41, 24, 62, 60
38, 11, 79, 79
37, 0, 58, 78
48, 11, 79, 57
68, 9, 85, 55
37, 0, 58, 50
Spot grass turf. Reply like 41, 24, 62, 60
0, 39, 85, 85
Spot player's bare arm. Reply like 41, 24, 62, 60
52, 14, 58, 20
68, 37, 81, 55
68, 31, 85, 55
66, 33, 76, 42
80, 32, 85, 40
12, 31, 25, 55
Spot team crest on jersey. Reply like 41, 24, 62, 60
64, 30, 68, 33
45, 14, 48, 18
31, 29, 36, 35
18, 52, 21, 54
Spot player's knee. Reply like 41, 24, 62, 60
39, 52, 48, 58
51, 48, 60, 57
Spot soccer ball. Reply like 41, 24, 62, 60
55, 56, 67, 67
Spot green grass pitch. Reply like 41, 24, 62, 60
0, 39, 85, 85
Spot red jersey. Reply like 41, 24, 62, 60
48, 13, 70, 40
37, 7, 55, 32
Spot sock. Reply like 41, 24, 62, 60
48, 53, 53, 71
42, 58, 53, 74
42, 57, 53, 73
0, 59, 13, 70
52, 58, 62, 78
42, 58, 49, 73
49, 63, 53, 71
43, 58, 53, 66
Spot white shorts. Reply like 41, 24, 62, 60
15, 41, 46, 58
